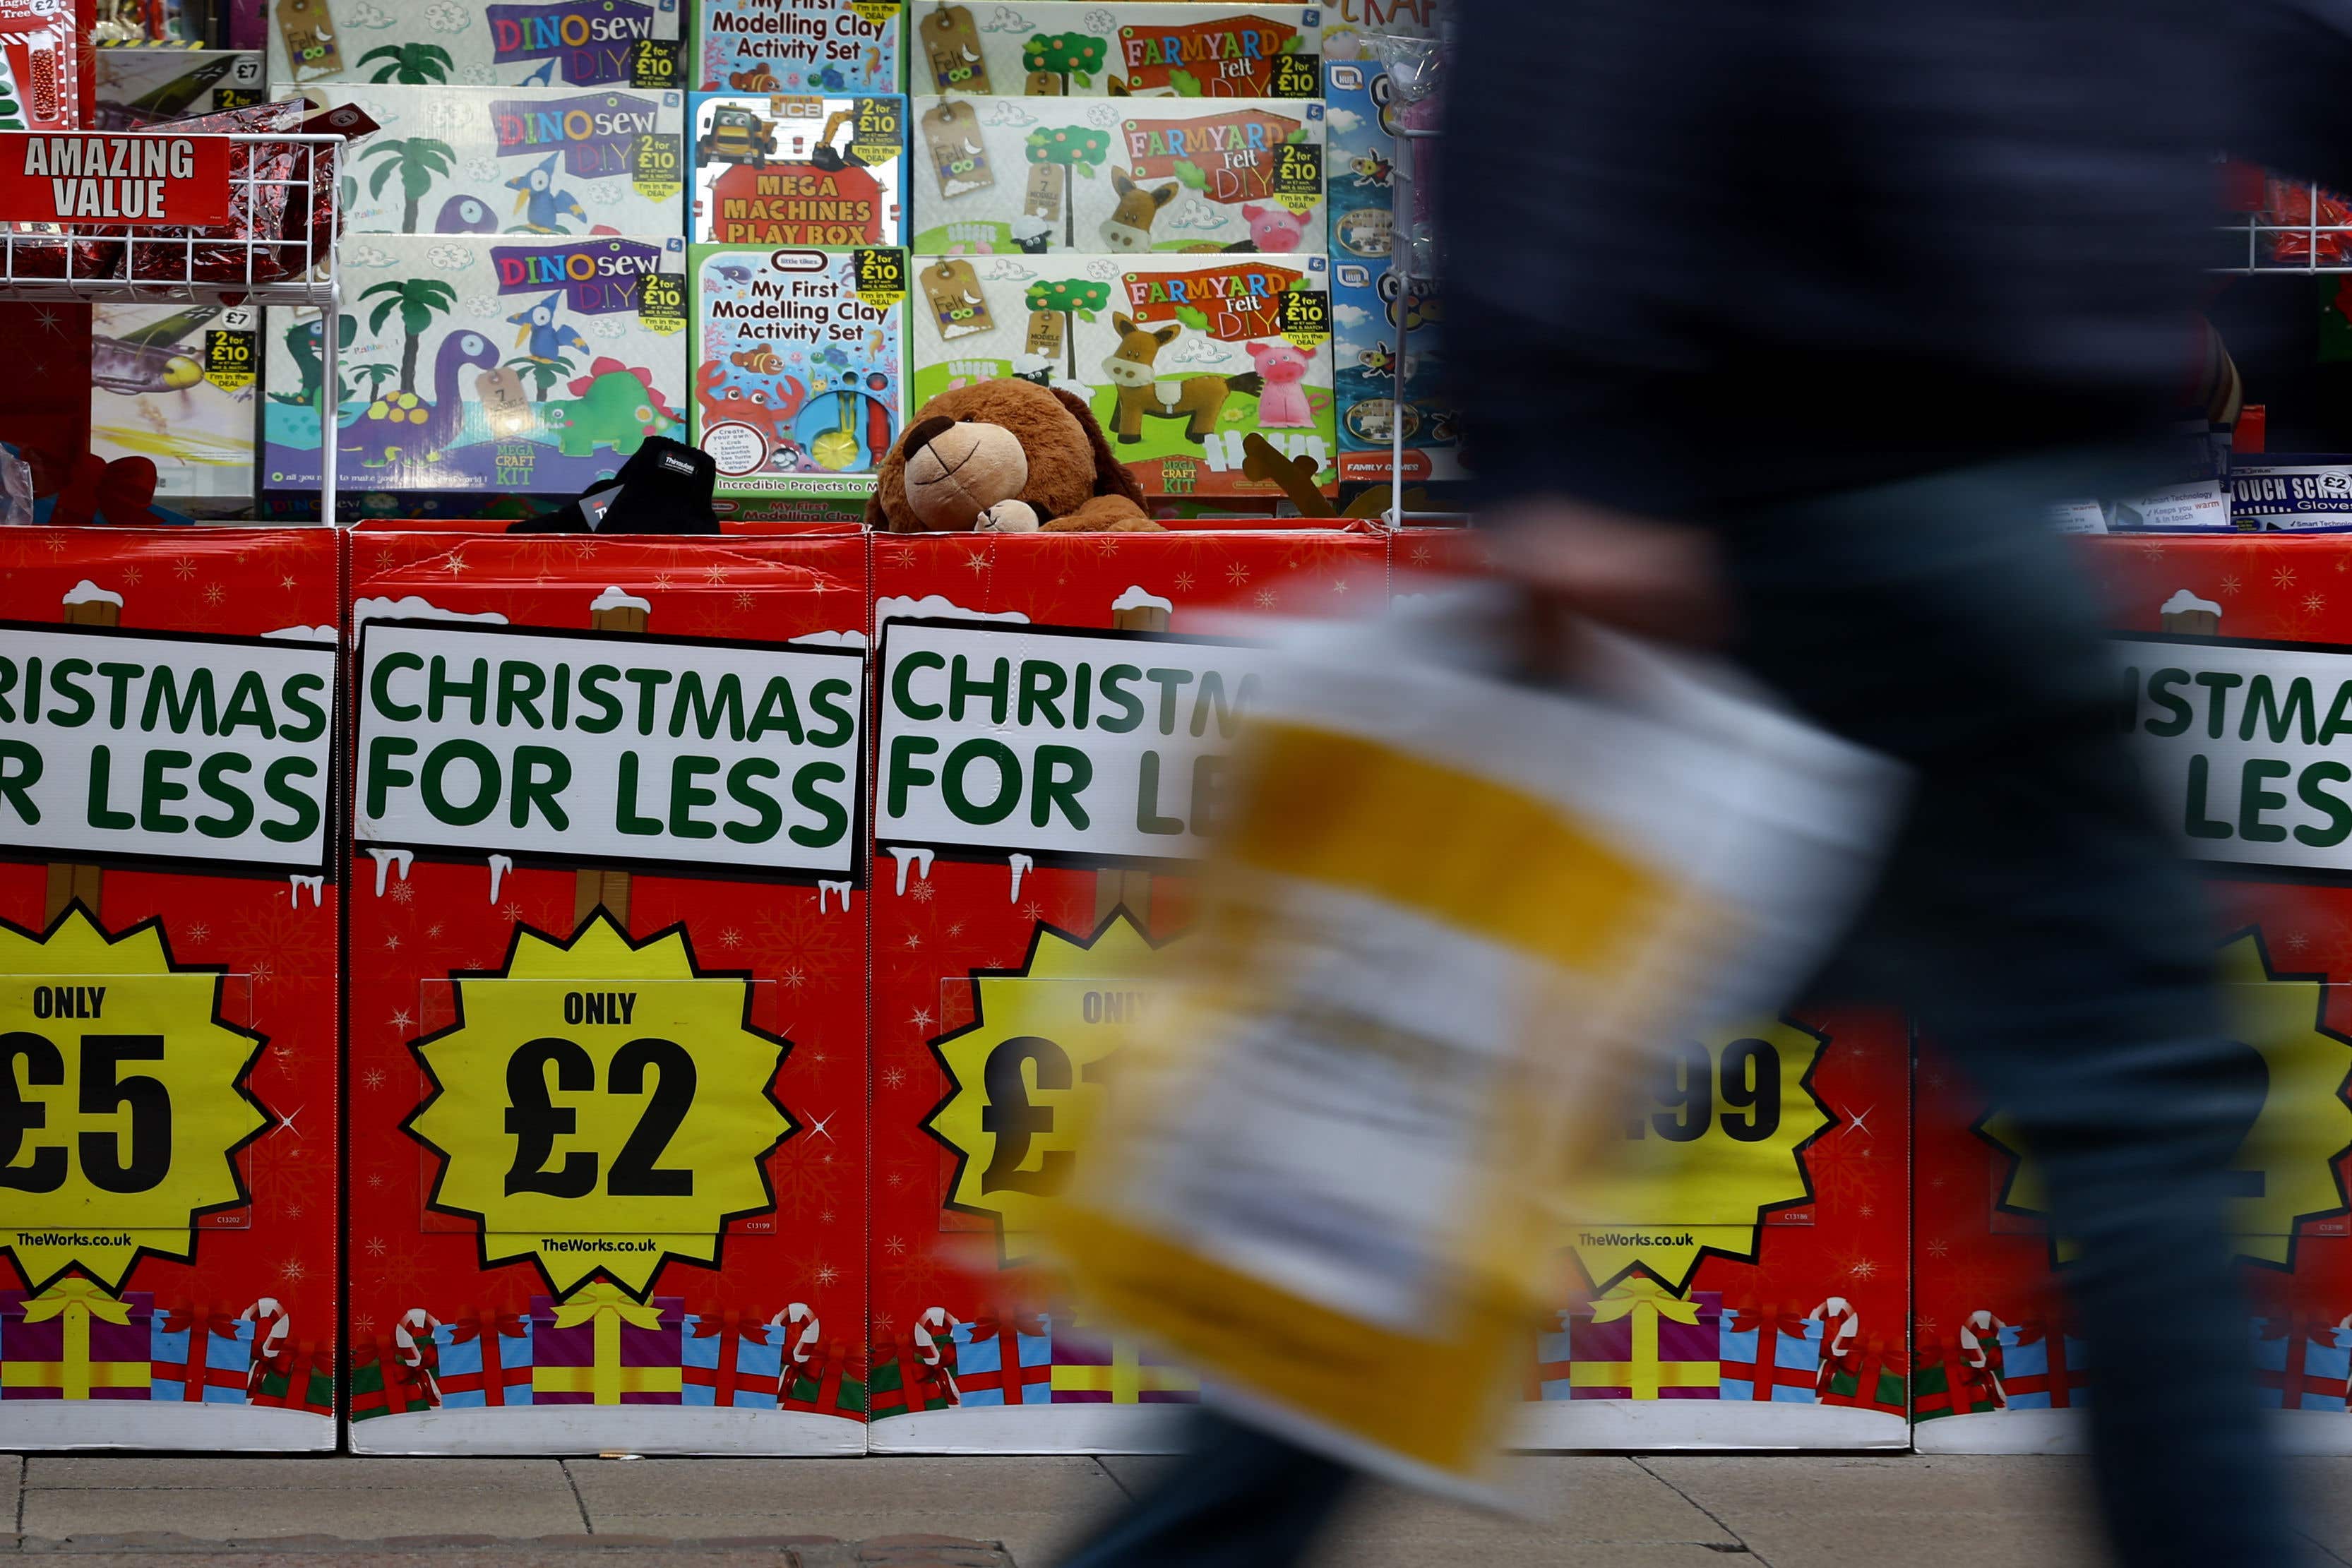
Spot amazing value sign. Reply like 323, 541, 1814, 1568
0, 623, 333, 878
875, 617, 1267, 867
354, 619, 864, 881
0, 132, 230, 225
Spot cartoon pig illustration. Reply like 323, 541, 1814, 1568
1247, 340, 1315, 428
1240, 203, 1313, 253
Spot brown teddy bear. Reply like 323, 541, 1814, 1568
863, 378, 1161, 534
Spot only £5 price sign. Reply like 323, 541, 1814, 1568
0, 134, 232, 227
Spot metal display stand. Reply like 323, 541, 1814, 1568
0, 132, 345, 520
1387, 117, 1446, 528
2223, 181, 2352, 274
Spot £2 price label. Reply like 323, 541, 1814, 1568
406, 920, 792, 1293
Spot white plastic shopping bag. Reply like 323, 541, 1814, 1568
1049, 585, 1904, 1492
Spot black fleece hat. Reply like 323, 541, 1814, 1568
509, 438, 720, 534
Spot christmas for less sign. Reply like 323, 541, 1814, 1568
875, 618, 1265, 865
0, 623, 334, 877
354, 621, 864, 879
0, 133, 232, 225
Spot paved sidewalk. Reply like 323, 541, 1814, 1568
0, 1451, 2343, 1566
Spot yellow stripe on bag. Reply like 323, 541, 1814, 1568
1227, 722, 1666, 973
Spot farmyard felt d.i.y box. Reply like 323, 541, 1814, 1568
911, 3, 1321, 98
866, 527, 1387, 1453
911, 95, 1325, 256
269, 0, 684, 88
691, 244, 907, 510
263, 233, 689, 501
696, 0, 902, 94
912, 251, 1334, 498
345, 528, 872, 1454
690, 92, 908, 245
292, 84, 686, 236
0, 529, 339, 1452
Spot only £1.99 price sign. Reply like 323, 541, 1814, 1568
0, 909, 267, 1291
405, 918, 794, 1296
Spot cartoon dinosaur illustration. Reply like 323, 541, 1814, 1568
508, 294, 594, 364
544, 359, 683, 457
505, 152, 590, 234
268, 314, 357, 407
340, 329, 501, 468
695, 359, 808, 446
434, 193, 499, 233
1100, 313, 1263, 443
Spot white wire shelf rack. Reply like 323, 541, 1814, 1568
2220, 179, 2352, 275
0, 131, 345, 517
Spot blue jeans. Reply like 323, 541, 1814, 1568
1056, 459, 2291, 1568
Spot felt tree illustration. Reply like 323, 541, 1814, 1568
1025, 124, 1111, 250
1022, 31, 1108, 93
509, 352, 575, 403
359, 42, 454, 84
362, 278, 458, 398
0, 47, 25, 130
361, 137, 455, 233
1025, 277, 1111, 383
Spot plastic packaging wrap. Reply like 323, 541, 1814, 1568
1371, 33, 1444, 280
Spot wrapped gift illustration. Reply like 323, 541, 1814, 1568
1910, 1334, 2005, 1420
350, 1334, 436, 1420
1993, 1319, 2089, 1411
951, 1311, 1053, 1407
431, 1310, 535, 1409
2253, 1315, 2352, 1413
1529, 1315, 1575, 1403
867, 1307, 958, 1418
150, 1303, 256, 1404
1566, 1279, 1722, 1401
683, 1310, 790, 1410
1050, 1334, 1201, 1406
1820, 1336, 1909, 1414
249, 1340, 334, 1414
0, 1280, 155, 1401
1717, 1301, 1825, 1404
529, 1287, 686, 1406
783, 1336, 868, 1417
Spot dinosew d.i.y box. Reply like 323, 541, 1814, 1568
911, 251, 1333, 498
269, 0, 684, 88
289, 84, 686, 237
263, 232, 690, 500
910, 95, 1325, 257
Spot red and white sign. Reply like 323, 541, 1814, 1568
0, 133, 233, 226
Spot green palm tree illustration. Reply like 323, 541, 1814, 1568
352, 361, 398, 402
358, 43, 454, 84
361, 137, 455, 232
361, 279, 459, 399
508, 353, 575, 403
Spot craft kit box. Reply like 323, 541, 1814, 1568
1324, 59, 1457, 485
911, 95, 1325, 257
263, 233, 690, 502
344, 527, 872, 1454
866, 526, 1389, 1452
94, 48, 267, 128
1320, 0, 1438, 59
691, 92, 908, 246
697, 0, 902, 95
293, 84, 686, 237
691, 244, 907, 510
90, 303, 262, 516
0, 528, 340, 1451
912, 251, 1334, 498
1911, 533, 2352, 1454
911, 3, 1320, 98
268, 0, 684, 88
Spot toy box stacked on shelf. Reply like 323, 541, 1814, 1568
261, 233, 691, 512
95, 47, 266, 125
697, 0, 902, 95
287, 84, 688, 237
0, 529, 339, 1452
690, 243, 907, 517
689, 91, 908, 244
90, 302, 263, 517
909, 251, 1334, 501
909, 95, 1325, 257
1914, 534, 2352, 1454
909, 3, 1321, 98
344, 526, 873, 1454
268, 0, 685, 88
1320, 0, 1438, 61
1324, 56, 1457, 487
866, 526, 1390, 1453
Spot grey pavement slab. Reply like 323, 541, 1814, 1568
17, 1456, 585, 1540
4, 1452, 22, 1531
564, 1456, 1121, 1567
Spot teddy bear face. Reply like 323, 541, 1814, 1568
869, 378, 1137, 532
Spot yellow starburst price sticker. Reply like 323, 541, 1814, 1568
1570, 1020, 1834, 1291
1985, 931, 2352, 1264
928, 914, 1167, 1247
0, 911, 266, 1291
406, 919, 792, 1295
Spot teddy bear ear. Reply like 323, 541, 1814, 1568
1050, 385, 1149, 507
